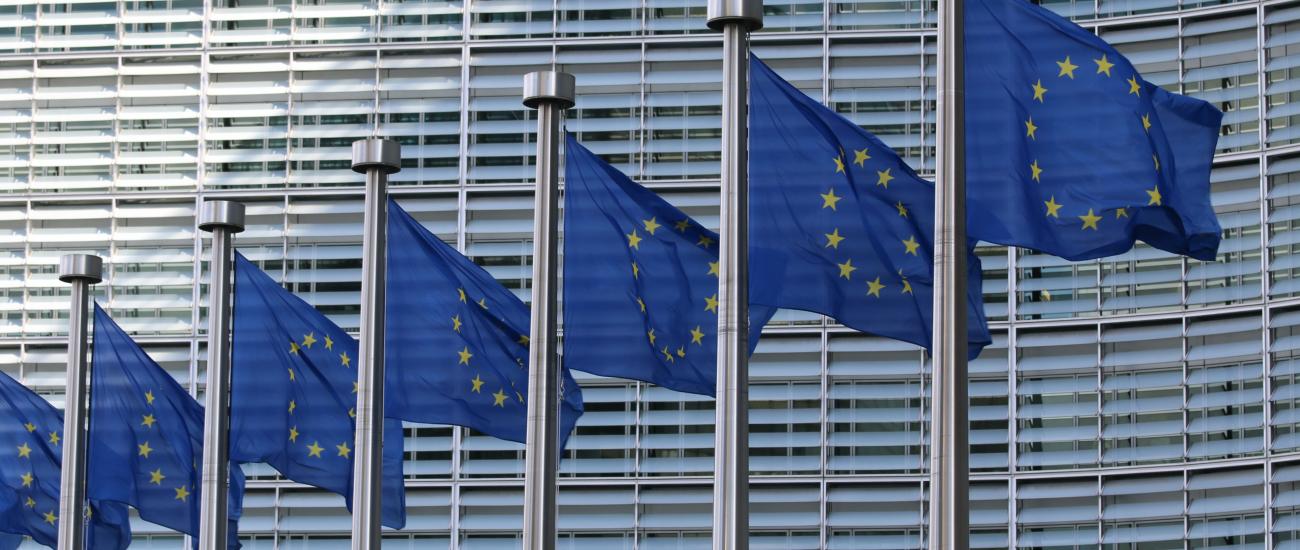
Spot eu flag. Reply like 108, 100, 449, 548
965, 0, 1222, 261
230, 253, 406, 528
386, 199, 584, 447
87, 304, 244, 548
749, 56, 991, 358
0, 370, 131, 549
563, 134, 776, 396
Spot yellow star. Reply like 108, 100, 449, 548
138, 441, 153, 458
901, 236, 920, 256
1128, 76, 1141, 95
636, 297, 646, 313
1116, 207, 1129, 218
348, 407, 356, 418
1152, 153, 1159, 171
704, 294, 719, 314
1057, 56, 1078, 78
895, 201, 908, 218
647, 328, 656, 345
458, 346, 473, 365
643, 217, 661, 235
306, 441, 324, 458
661, 346, 674, 363
492, 389, 508, 407
1146, 185, 1162, 206
452, 314, 462, 332
1141, 113, 1151, 132
1031, 79, 1048, 102
17, 442, 30, 458
43, 510, 56, 525
824, 228, 845, 249
141, 414, 156, 428
144, 391, 155, 405
1030, 159, 1043, 182
1079, 209, 1101, 230
518, 334, 530, 345
1024, 117, 1038, 140
632, 262, 640, 279
289, 341, 300, 354
901, 278, 914, 294
149, 468, 165, 485
477, 298, 489, 310
24, 496, 34, 508
458, 288, 467, 302
837, 259, 857, 280
832, 155, 845, 173
48, 431, 59, 446
336, 441, 351, 458
1044, 196, 1063, 218
352, 382, 358, 394
302, 332, 317, 348
340, 351, 351, 367
820, 188, 842, 211
676, 347, 686, 359
174, 486, 190, 502
877, 168, 895, 188
287, 368, 295, 382
516, 390, 525, 403
288, 426, 299, 442
853, 148, 870, 167
1094, 54, 1114, 77
690, 326, 704, 345
471, 375, 485, 393
288, 400, 297, 414
324, 335, 334, 350
708, 261, 719, 276
627, 229, 642, 249
674, 219, 690, 232
867, 277, 885, 298
20, 472, 32, 487
697, 235, 714, 248
24, 422, 35, 433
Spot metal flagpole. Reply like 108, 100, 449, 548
705, 2, 761, 549
521, 70, 574, 550
350, 138, 400, 550
197, 200, 246, 550
56, 253, 103, 550
930, 0, 969, 549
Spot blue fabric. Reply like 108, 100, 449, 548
386, 199, 584, 448
749, 56, 992, 359
0, 371, 131, 549
87, 304, 244, 548
563, 134, 776, 396
965, 0, 1222, 261
230, 253, 406, 529
0, 532, 19, 550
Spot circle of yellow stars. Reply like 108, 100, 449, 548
822, 148, 916, 299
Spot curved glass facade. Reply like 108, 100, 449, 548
0, 0, 1295, 547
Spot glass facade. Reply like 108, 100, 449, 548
0, 0, 1295, 547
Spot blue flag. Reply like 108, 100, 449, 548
0, 371, 131, 549
563, 133, 776, 396
386, 199, 584, 447
87, 304, 244, 548
965, 0, 1222, 261
230, 253, 406, 528
749, 56, 991, 358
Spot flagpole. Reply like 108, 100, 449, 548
350, 138, 400, 550
931, 0, 969, 549
197, 200, 246, 550
706, 2, 761, 549
521, 70, 574, 550
56, 253, 103, 550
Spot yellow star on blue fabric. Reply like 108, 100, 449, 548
824, 228, 845, 249
1079, 209, 1101, 230
901, 236, 920, 256
1056, 56, 1078, 78
1045, 196, 1063, 218
853, 148, 870, 167
642, 217, 660, 235
1032, 79, 1048, 102
837, 259, 857, 280
1094, 54, 1114, 77
820, 188, 841, 211
867, 277, 885, 298
877, 168, 894, 188
1128, 76, 1141, 95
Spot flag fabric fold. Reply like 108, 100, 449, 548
87, 304, 244, 548
965, 0, 1222, 261
230, 253, 406, 529
0, 370, 131, 549
386, 199, 584, 448
563, 133, 775, 396
749, 56, 992, 358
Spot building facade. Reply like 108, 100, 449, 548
0, 0, 1293, 547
